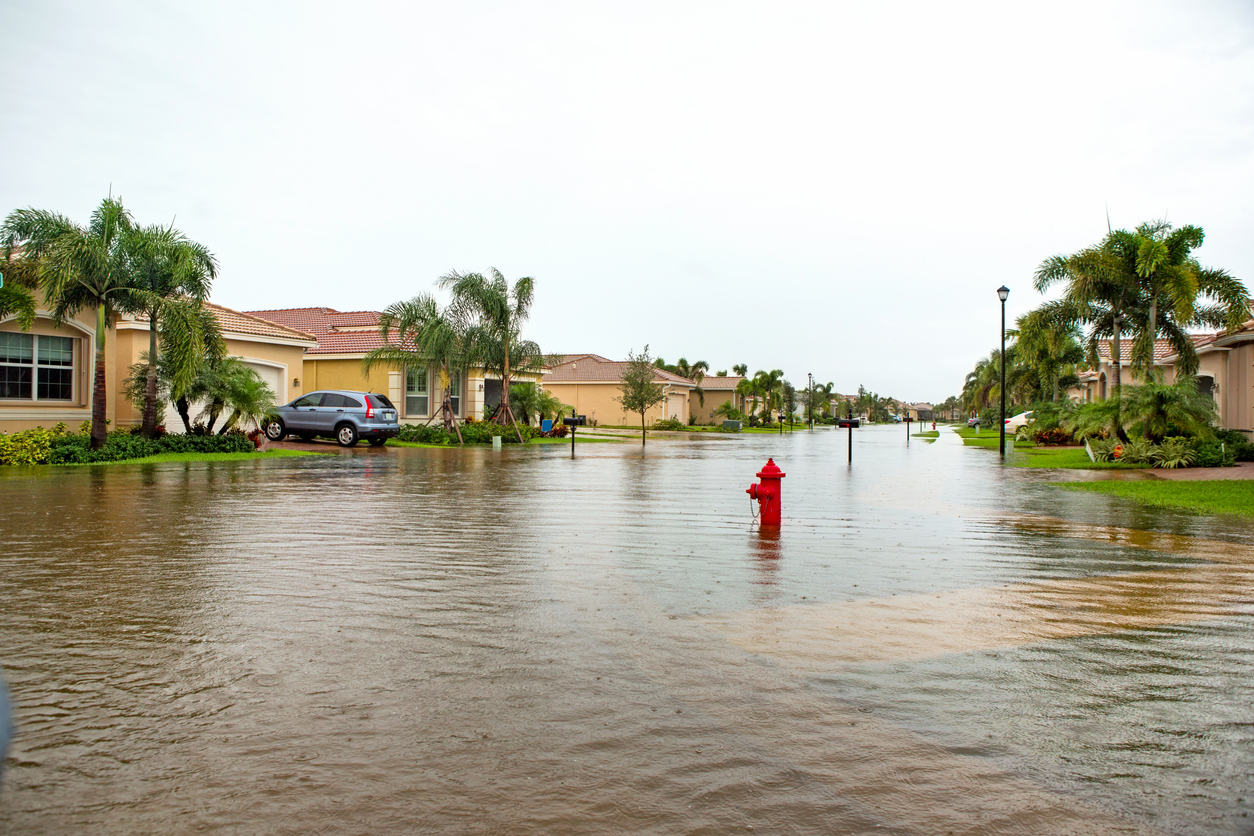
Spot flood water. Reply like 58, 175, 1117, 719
2, 426, 1252, 835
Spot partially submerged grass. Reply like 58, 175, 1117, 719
1012, 447, 1148, 470
389, 436, 623, 449
912, 430, 939, 438
56, 450, 323, 467
1057, 479, 1254, 517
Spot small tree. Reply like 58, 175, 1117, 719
616, 345, 666, 446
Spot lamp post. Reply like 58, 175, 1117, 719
997, 285, 1010, 459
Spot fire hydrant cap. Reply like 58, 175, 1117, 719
756, 458, 786, 479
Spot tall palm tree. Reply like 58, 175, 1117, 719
1111, 221, 1248, 377
752, 369, 784, 422
440, 268, 543, 443
1035, 234, 1144, 438
732, 363, 748, 377
362, 293, 467, 443
1011, 304, 1086, 402
124, 224, 218, 437
1, 198, 143, 448
811, 381, 836, 417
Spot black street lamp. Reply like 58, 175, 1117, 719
997, 285, 1010, 459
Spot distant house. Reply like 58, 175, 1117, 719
542, 354, 697, 426
247, 307, 543, 423
690, 375, 746, 424
1, 301, 315, 433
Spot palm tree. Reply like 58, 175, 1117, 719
659, 357, 710, 406
362, 293, 466, 443
752, 369, 784, 422
1110, 221, 1248, 378
124, 224, 218, 437
811, 381, 836, 417
0, 247, 39, 329
732, 363, 748, 377
214, 363, 276, 434
1011, 304, 1086, 402
440, 268, 544, 443
1, 198, 143, 448
1123, 375, 1218, 443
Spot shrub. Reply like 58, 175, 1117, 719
1033, 427, 1073, 446
1118, 438, 1156, 465
0, 428, 55, 466
1231, 441, 1254, 462
1089, 438, 1118, 462
653, 418, 685, 431
1152, 437, 1196, 469
398, 424, 450, 445
156, 432, 254, 454
1193, 441, 1236, 468
1214, 429, 1248, 446
978, 407, 999, 428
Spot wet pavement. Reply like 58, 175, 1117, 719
1, 425, 1252, 834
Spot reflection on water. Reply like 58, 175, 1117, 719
1, 427, 1252, 834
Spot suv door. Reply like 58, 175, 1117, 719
285, 392, 325, 430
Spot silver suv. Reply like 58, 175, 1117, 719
265, 390, 400, 447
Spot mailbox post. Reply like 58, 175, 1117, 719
563, 411, 586, 457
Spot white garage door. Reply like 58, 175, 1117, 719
247, 362, 285, 405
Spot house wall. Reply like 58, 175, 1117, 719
543, 382, 670, 427
0, 309, 96, 431
690, 388, 739, 424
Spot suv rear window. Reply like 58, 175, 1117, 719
368, 394, 394, 409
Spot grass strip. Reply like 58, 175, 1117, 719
389, 437, 623, 449
1056, 479, 1254, 517
55, 450, 324, 467
912, 431, 939, 438
1012, 447, 1148, 470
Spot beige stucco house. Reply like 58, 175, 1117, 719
689, 375, 745, 424
247, 307, 543, 424
1, 302, 314, 434
1066, 329, 1254, 440
543, 354, 696, 426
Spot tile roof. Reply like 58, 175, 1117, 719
247, 307, 389, 355
698, 375, 745, 390
130, 301, 317, 343
1095, 336, 1213, 363
545, 354, 696, 386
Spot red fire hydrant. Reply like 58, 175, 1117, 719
747, 458, 786, 526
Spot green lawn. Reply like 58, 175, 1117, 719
389, 436, 623, 449
959, 433, 1036, 450
912, 430, 939, 438
1057, 479, 1254, 517
55, 450, 323, 466
1012, 446, 1148, 470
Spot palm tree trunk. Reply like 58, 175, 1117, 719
142, 306, 159, 438
175, 396, 193, 433
91, 304, 108, 449
1111, 315, 1128, 442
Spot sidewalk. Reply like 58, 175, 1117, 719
1146, 461, 1254, 481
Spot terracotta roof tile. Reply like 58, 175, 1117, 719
131, 301, 317, 343
1095, 336, 1211, 363
698, 375, 744, 390
247, 307, 389, 355
546, 354, 695, 386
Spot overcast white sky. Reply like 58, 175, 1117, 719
3, 1, 1252, 402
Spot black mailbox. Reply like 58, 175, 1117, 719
563, 415, 587, 427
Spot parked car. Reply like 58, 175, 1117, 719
966, 416, 981, 428
1004, 410, 1035, 430
837, 416, 860, 428
265, 390, 400, 447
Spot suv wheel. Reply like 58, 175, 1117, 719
336, 423, 359, 447
265, 419, 287, 441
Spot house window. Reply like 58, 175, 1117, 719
448, 370, 461, 415
0, 333, 74, 401
406, 369, 429, 416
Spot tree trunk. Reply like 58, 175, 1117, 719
91, 304, 108, 449
641, 411, 646, 446
205, 401, 223, 434
1147, 296, 1159, 382
142, 306, 159, 438
1111, 314, 1128, 442
176, 396, 193, 433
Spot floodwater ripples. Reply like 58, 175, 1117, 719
1, 427, 1251, 834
